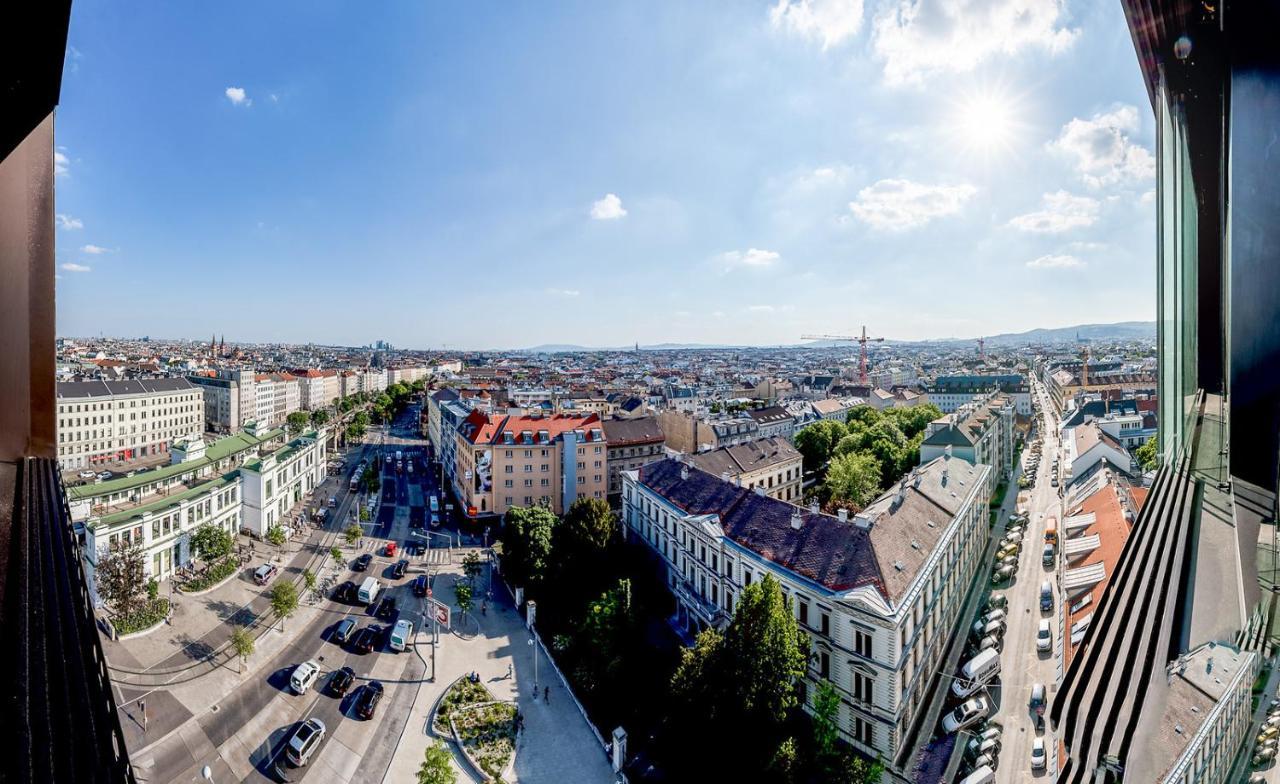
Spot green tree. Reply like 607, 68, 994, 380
345, 422, 366, 441
554, 497, 618, 585
146, 577, 160, 604
461, 552, 483, 587
1135, 436, 1158, 471
190, 522, 233, 561
844, 404, 882, 427
768, 737, 798, 784
266, 524, 287, 548
794, 420, 847, 471
286, 411, 311, 432
270, 580, 299, 631
95, 538, 146, 618
417, 739, 457, 784
500, 505, 557, 590
310, 408, 331, 427
302, 568, 316, 595
824, 452, 883, 508
344, 524, 364, 547
330, 546, 345, 567
229, 625, 255, 673
454, 581, 473, 620
813, 680, 843, 776
884, 403, 941, 439
570, 579, 631, 694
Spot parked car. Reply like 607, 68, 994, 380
1040, 581, 1054, 612
352, 625, 380, 654
78, 470, 96, 480
1031, 738, 1046, 770
354, 681, 384, 719
1042, 543, 1056, 567
284, 718, 327, 767
290, 660, 321, 695
328, 666, 355, 697
983, 609, 1007, 625
1036, 620, 1053, 653
971, 619, 1006, 640
978, 635, 1003, 653
252, 563, 279, 586
385, 541, 397, 558
1029, 682, 1047, 710
332, 618, 357, 644
353, 553, 373, 572
391, 559, 409, 579
333, 580, 357, 603
943, 696, 992, 734
412, 574, 429, 597
389, 619, 414, 651
376, 595, 398, 620
986, 594, 1008, 611
991, 565, 1015, 585
995, 544, 1020, 561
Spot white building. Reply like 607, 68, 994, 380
1064, 421, 1135, 487
294, 369, 340, 410
622, 453, 990, 761
189, 368, 256, 433
359, 368, 387, 395
918, 393, 1016, 501
57, 378, 204, 470
928, 374, 1031, 417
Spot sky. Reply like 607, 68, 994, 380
54, 0, 1156, 350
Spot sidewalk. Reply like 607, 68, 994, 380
382, 562, 615, 784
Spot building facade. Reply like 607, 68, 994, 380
601, 415, 666, 503
56, 378, 204, 470
917, 393, 1015, 500
928, 374, 1030, 416
688, 437, 803, 502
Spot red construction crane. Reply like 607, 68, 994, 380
800, 326, 885, 385
977, 336, 986, 363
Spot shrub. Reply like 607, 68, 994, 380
114, 598, 170, 635
179, 555, 240, 593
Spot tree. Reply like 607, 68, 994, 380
302, 568, 316, 595
96, 538, 146, 617
229, 625, 255, 674
286, 411, 311, 432
310, 408, 331, 427
767, 737, 798, 784
845, 404, 882, 427
344, 524, 363, 547
417, 740, 457, 784
330, 546, 345, 567
554, 497, 618, 584
270, 580, 299, 631
570, 579, 631, 694
146, 577, 160, 604
454, 581, 473, 620
345, 422, 366, 441
825, 452, 883, 508
461, 552, 483, 587
813, 680, 843, 776
1135, 436, 1158, 471
190, 522, 233, 561
266, 524, 287, 548
500, 505, 557, 590
794, 420, 847, 471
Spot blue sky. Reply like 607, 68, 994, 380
54, 0, 1155, 349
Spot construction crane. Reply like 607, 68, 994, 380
800, 325, 884, 385
977, 336, 986, 363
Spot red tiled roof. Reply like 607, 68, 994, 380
1063, 482, 1133, 667
459, 411, 605, 445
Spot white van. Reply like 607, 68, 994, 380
358, 577, 381, 604
958, 766, 995, 784
952, 648, 1001, 698
429, 495, 439, 513
389, 619, 414, 651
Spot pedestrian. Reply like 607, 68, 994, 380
481, 600, 487, 616
506, 663, 513, 679
544, 685, 549, 703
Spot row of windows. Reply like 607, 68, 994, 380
60, 393, 199, 414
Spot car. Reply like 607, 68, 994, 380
96, 471, 112, 481
1050, 476, 1059, 487
983, 608, 1007, 624
391, 559, 409, 579
353, 553, 373, 572
354, 681, 384, 719
352, 625, 380, 654
78, 469, 96, 480
986, 594, 1007, 610
385, 541, 397, 558
978, 635, 1003, 653
333, 580, 357, 603
389, 619, 414, 651
995, 544, 1020, 561
376, 595, 398, 620
1040, 581, 1054, 612
1024, 681, 1044, 712
284, 718, 327, 767
1002, 531, 1023, 545
991, 566, 1015, 585
252, 563, 279, 585
328, 666, 355, 697
1036, 619, 1052, 653
412, 574, 429, 597
1042, 543, 1056, 567
1031, 738, 1046, 770
290, 660, 321, 695
971, 619, 1006, 639
333, 617, 357, 644
328, 496, 337, 508
943, 696, 991, 734
966, 736, 1001, 761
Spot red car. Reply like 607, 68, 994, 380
385, 541, 397, 558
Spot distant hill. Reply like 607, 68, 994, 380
979, 321, 1155, 346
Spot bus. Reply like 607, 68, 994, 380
350, 474, 359, 491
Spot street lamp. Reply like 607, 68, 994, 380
201, 765, 214, 783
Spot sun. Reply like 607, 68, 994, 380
951, 88, 1024, 156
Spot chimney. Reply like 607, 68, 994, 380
837, 508, 848, 522
680, 464, 689, 481
808, 501, 820, 515
754, 486, 766, 497
721, 470, 731, 482
790, 509, 803, 530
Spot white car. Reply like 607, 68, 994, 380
285, 718, 327, 766
1031, 737, 1046, 770
96, 471, 112, 481
943, 696, 991, 733
290, 660, 321, 695
78, 469, 96, 480
1036, 619, 1053, 653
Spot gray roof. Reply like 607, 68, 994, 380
689, 437, 799, 477
602, 416, 665, 446
57, 377, 198, 399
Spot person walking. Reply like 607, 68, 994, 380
506, 663, 513, 679
543, 685, 549, 703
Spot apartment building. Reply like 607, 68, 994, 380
426, 388, 460, 453
359, 367, 387, 394
386, 366, 428, 385
293, 368, 340, 410
657, 410, 761, 454
917, 393, 1015, 500
622, 454, 990, 761
601, 415, 666, 503
189, 368, 256, 434
928, 374, 1030, 416
252, 373, 301, 426
454, 411, 607, 518
747, 405, 797, 442
1063, 422, 1135, 487
688, 437, 803, 502
56, 378, 204, 470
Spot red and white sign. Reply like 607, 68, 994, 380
427, 597, 450, 627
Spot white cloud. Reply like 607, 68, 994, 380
769, 0, 865, 50
848, 178, 976, 231
60, 262, 92, 273
56, 214, 84, 230
873, 0, 1078, 87
1048, 105, 1155, 187
545, 287, 581, 297
269, 93, 280, 103
54, 150, 69, 177
1140, 189, 1157, 204
225, 86, 251, 106
1026, 254, 1083, 269
589, 193, 627, 220
81, 244, 112, 254
748, 305, 777, 313
1008, 190, 1100, 233
720, 248, 782, 269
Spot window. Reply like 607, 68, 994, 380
821, 612, 830, 636
853, 716, 874, 748
853, 671, 874, 703
817, 650, 829, 678
798, 601, 809, 626
854, 628, 873, 658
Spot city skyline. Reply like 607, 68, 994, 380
54, 1, 1153, 349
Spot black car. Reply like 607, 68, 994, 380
376, 595, 398, 620
351, 625, 380, 654
328, 666, 355, 697
391, 559, 408, 579
333, 581, 357, 603
412, 574, 428, 597
354, 681, 384, 719
353, 553, 373, 572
